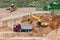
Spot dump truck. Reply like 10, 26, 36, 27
13, 24, 33, 32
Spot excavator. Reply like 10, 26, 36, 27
6, 4, 17, 12
28, 13, 48, 27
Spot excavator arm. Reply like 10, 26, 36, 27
29, 13, 41, 22
28, 13, 42, 27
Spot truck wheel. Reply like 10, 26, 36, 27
20, 30, 21, 32
28, 30, 30, 32
25, 30, 28, 32
27, 30, 28, 32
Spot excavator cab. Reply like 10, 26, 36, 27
37, 22, 41, 27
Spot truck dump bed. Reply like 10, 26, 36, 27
21, 24, 32, 30
21, 24, 32, 32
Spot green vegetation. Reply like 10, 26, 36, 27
0, 0, 52, 8
42, 0, 60, 14
0, 0, 60, 12
0, 0, 60, 14
43, 0, 60, 10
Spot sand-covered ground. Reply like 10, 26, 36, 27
0, 8, 60, 40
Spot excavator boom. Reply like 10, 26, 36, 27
29, 13, 41, 22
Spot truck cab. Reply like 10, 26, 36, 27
13, 24, 21, 32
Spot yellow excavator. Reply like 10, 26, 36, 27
6, 4, 17, 12
28, 13, 48, 27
